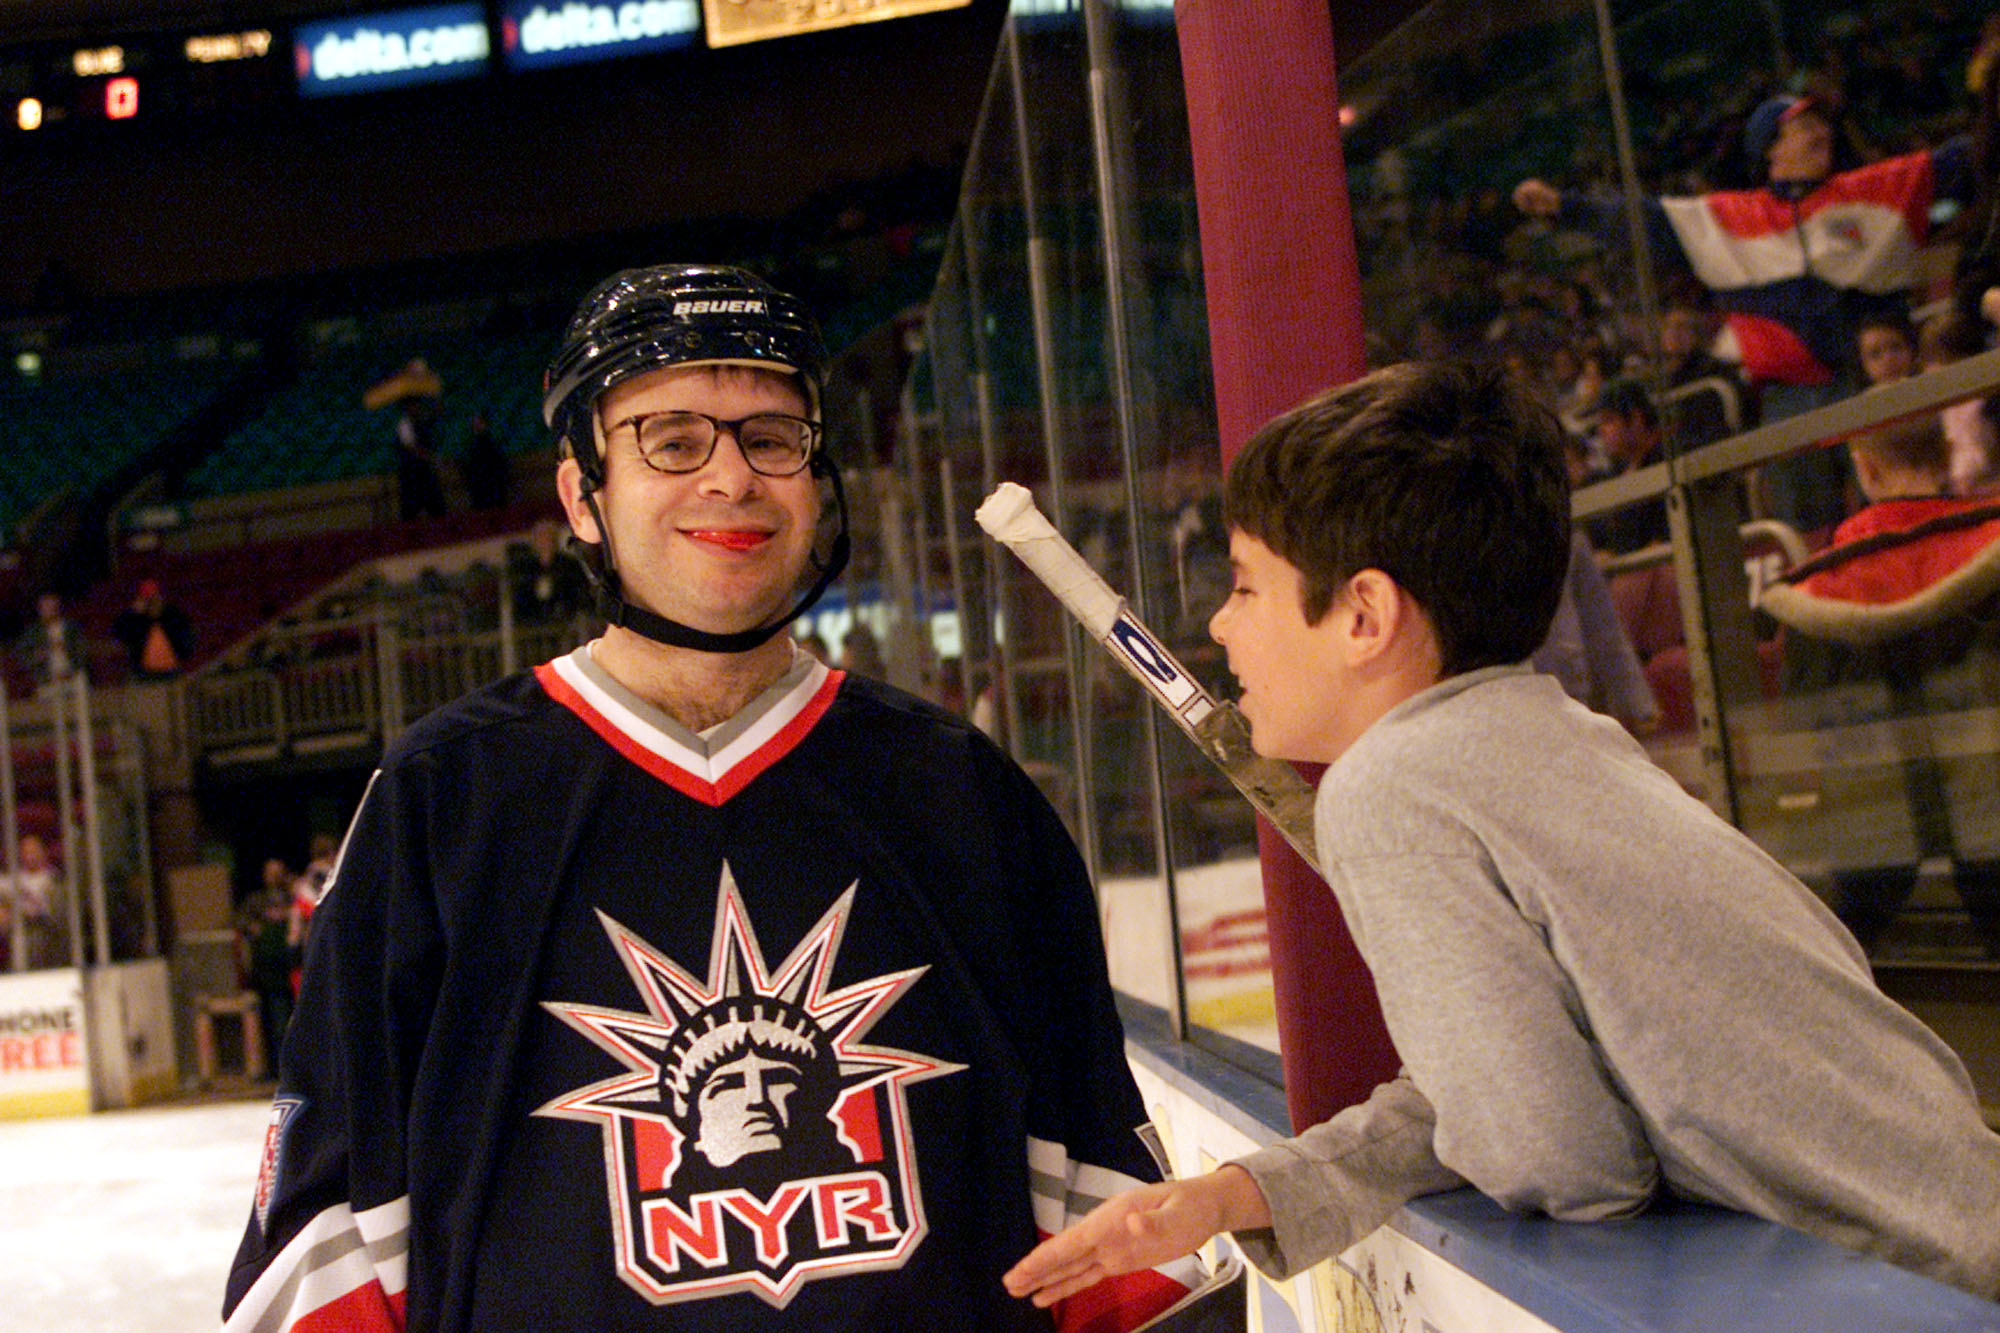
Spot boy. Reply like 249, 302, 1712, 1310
1004, 360, 2000, 1307
1798, 413, 2000, 606
1856, 311, 1918, 389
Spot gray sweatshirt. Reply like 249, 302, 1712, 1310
1233, 667, 2000, 1299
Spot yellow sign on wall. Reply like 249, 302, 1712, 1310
701, 0, 971, 48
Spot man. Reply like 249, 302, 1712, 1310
1582, 378, 1671, 556
223, 265, 1198, 1331
111, 578, 194, 678
1515, 92, 1971, 528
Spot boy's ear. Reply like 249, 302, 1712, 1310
1336, 569, 1409, 664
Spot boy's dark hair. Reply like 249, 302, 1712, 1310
1855, 309, 1916, 349
1595, 376, 1658, 428
1224, 360, 1572, 676
1849, 413, 1948, 479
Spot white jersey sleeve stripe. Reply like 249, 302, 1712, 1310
1026, 1135, 1154, 1231
224, 1197, 410, 1333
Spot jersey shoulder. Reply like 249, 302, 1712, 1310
381, 668, 568, 767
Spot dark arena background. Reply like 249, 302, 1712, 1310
2, 0, 1998, 1328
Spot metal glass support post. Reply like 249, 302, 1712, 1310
52, 674, 82, 971
1005, 14, 1103, 883
0, 685, 19, 972
1668, 472, 1760, 824
71, 674, 110, 967
973, 366, 1026, 751
939, 455, 977, 718
1591, 0, 1666, 380
1081, 0, 1187, 1037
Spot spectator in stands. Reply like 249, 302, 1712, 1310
1857, 310, 1919, 388
1764, 414, 2000, 957
1582, 379, 1672, 555
1514, 91, 1973, 530
365, 357, 450, 521
4, 833, 63, 970
287, 833, 338, 998
395, 397, 450, 521
505, 516, 590, 627
1532, 530, 1659, 732
1919, 310, 2000, 495
461, 409, 511, 511
16, 592, 83, 688
239, 858, 298, 1047
1655, 300, 1735, 390
112, 578, 193, 679
1795, 414, 2000, 606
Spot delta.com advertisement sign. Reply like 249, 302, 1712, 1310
295, 3, 490, 96
500, 1, 700, 71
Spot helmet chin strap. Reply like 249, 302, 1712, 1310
574, 463, 851, 655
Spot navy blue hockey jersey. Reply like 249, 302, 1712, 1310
223, 649, 1198, 1331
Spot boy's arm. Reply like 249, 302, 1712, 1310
1006, 1071, 1465, 1296
1339, 846, 1660, 1226
1229, 1072, 1466, 1279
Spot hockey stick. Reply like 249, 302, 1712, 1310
975, 482, 1321, 876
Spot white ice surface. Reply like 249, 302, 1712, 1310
0, 1097, 270, 1332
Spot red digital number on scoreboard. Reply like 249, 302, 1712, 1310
104, 75, 139, 119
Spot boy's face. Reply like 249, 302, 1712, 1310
1208, 533, 1355, 764
1859, 326, 1914, 385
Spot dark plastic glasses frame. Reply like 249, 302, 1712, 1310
606, 410, 821, 477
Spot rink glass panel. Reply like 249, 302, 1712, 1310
909, 0, 2000, 1092
1338, 0, 2000, 974
907, 2, 1274, 1066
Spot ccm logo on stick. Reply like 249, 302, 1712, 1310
1109, 616, 1200, 712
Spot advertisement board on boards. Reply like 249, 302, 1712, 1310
0, 969, 90, 1120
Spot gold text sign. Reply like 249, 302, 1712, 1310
701, 0, 971, 48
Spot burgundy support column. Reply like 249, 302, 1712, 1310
1174, 0, 1399, 1132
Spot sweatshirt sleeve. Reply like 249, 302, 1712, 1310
222, 767, 442, 1332
1230, 1073, 1466, 1279
1230, 797, 1661, 1280
1334, 841, 1661, 1221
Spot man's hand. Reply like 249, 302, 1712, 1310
1002, 1165, 1270, 1309
1512, 178, 1561, 218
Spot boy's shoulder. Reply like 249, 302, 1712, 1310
1320, 668, 1635, 845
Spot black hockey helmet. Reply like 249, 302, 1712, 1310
543, 263, 829, 487
543, 263, 849, 655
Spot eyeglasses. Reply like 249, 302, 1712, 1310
607, 410, 821, 478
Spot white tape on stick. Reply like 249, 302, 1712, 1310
975, 482, 1322, 874
975, 482, 1123, 637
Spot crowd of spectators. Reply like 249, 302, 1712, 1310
1351, 5, 1997, 531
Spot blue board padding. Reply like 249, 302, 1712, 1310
1397, 1190, 2000, 1331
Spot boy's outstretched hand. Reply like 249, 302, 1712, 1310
1002, 1165, 1271, 1308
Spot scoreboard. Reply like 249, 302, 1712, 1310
3, 27, 288, 132
0, 0, 974, 134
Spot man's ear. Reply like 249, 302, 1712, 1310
556, 457, 602, 546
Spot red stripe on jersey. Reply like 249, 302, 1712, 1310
1051, 1263, 1190, 1333
533, 662, 843, 806
291, 1282, 406, 1332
